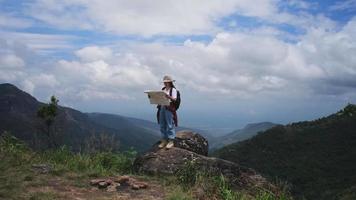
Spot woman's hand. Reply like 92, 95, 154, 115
165, 94, 171, 100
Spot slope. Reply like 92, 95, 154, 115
213, 104, 356, 199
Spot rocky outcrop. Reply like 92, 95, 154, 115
133, 130, 275, 190
150, 130, 209, 156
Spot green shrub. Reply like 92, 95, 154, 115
0, 131, 28, 154
255, 191, 276, 200
175, 160, 200, 190
255, 189, 293, 200
0, 131, 33, 166
175, 161, 245, 200
214, 175, 242, 200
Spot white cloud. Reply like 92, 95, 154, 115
0, 54, 25, 69
75, 89, 133, 101
75, 46, 113, 62
103, 18, 355, 98
0, 13, 32, 29
1, 1, 355, 108
25, 0, 93, 30
329, 0, 356, 11
0, 31, 77, 54
30, 73, 60, 88
296, 18, 356, 93
21, 79, 35, 95
23, 0, 336, 38
0, 40, 27, 82
280, 0, 315, 10
26, 0, 279, 36
2, 15, 356, 103
0, 38, 60, 95
51, 49, 158, 101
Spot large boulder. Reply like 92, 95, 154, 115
133, 130, 275, 191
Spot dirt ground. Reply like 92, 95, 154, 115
24, 173, 168, 200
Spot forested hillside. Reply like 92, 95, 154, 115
214, 104, 356, 200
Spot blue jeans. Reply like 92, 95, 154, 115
159, 106, 175, 140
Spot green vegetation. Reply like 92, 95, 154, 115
37, 95, 59, 148
1, 131, 292, 200
1, 131, 137, 177
213, 104, 356, 200
167, 188, 194, 200
172, 160, 292, 200
40, 146, 137, 176
0, 131, 137, 199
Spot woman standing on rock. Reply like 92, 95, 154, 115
157, 75, 179, 149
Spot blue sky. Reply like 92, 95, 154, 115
1, 0, 356, 134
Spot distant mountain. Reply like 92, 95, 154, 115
0, 83, 160, 152
123, 115, 217, 144
210, 122, 278, 150
213, 104, 356, 200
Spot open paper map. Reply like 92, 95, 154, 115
144, 90, 170, 105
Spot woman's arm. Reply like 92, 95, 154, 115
165, 93, 176, 101
165, 88, 177, 101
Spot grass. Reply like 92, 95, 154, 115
0, 132, 34, 199
166, 188, 194, 200
0, 132, 293, 200
0, 131, 137, 199
172, 160, 293, 200
40, 145, 137, 177
29, 192, 61, 200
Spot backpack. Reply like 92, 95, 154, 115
163, 87, 181, 110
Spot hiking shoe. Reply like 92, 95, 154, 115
165, 140, 174, 149
158, 139, 168, 148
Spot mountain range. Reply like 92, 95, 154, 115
0, 83, 217, 152
209, 122, 278, 151
0, 83, 161, 152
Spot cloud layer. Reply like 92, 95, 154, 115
0, 0, 355, 128
26, 0, 279, 36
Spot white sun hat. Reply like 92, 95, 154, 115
162, 75, 175, 83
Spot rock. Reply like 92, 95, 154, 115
90, 179, 106, 186
31, 164, 52, 174
136, 182, 148, 189
98, 181, 109, 189
107, 183, 119, 192
131, 184, 140, 190
134, 146, 242, 180
105, 179, 114, 185
116, 175, 130, 184
133, 131, 276, 191
151, 130, 209, 156
89, 176, 150, 191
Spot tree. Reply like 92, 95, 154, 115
37, 95, 59, 148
